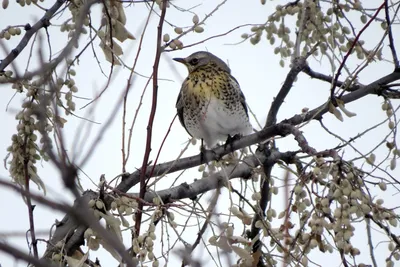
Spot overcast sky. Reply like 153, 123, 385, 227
1, 0, 399, 266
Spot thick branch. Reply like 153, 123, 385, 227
132, 152, 263, 202
0, 179, 135, 266
0, 242, 56, 267
117, 70, 400, 193
303, 65, 359, 91
41, 191, 97, 261
265, 55, 308, 127
285, 70, 400, 125
303, 65, 400, 99
37, 68, 400, 263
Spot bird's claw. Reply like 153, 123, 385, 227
200, 145, 206, 163
224, 134, 241, 152
200, 146, 219, 163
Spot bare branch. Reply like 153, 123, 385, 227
0, 241, 56, 267
331, 2, 386, 99
0, 0, 67, 72
135, 0, 168, 237
384, 0, 400, 69
265, 55, 309, 127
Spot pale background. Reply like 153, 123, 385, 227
0, 0, 398, 266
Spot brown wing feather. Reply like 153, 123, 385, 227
229, 75, 249, 115
176, 83, 192, 137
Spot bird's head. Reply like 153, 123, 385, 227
173, 51, 231, 74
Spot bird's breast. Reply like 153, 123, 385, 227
182, 73, 212, 101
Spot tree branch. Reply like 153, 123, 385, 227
0, 241, 56, 267
384, 0, 400, 69
135, 0, 167, 237
0, 0, 67, 72
35, 67, 400, 263
0, 180, 136, 266
265, 54, 309, 127
330, 2, 386, 99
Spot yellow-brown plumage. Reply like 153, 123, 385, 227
174, 51, 252, 148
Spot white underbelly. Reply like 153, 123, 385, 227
185, 97, 252, 147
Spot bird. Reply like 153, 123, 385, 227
173, 51, 252, 150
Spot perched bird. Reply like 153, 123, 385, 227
174, 51, 252, 149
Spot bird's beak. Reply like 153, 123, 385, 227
173, 57, 186, 64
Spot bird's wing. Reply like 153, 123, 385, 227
175, 82, 192, 137
229, 75, 249, 115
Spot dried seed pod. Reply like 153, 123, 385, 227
192, 14, 199, 24
194, 26, 204, 33
163, 33, 170, 42
2, 0, 9, 9
174, 27, 183, 34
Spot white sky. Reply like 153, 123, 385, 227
0, 0, 399, 266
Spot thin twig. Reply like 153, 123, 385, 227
0, 0, 68, 72
330, 2, 386, 99
365, 217, 378, 267
385, 0, 400, 68
122, 1, 155, 172
23, 133, 39, 259
135, 0, 168, 237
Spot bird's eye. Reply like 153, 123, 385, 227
189, 58, 199, 65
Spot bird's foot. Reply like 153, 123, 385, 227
224, 134, 241, 152
200, 145, 206, 163
200, 145, 219, 163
